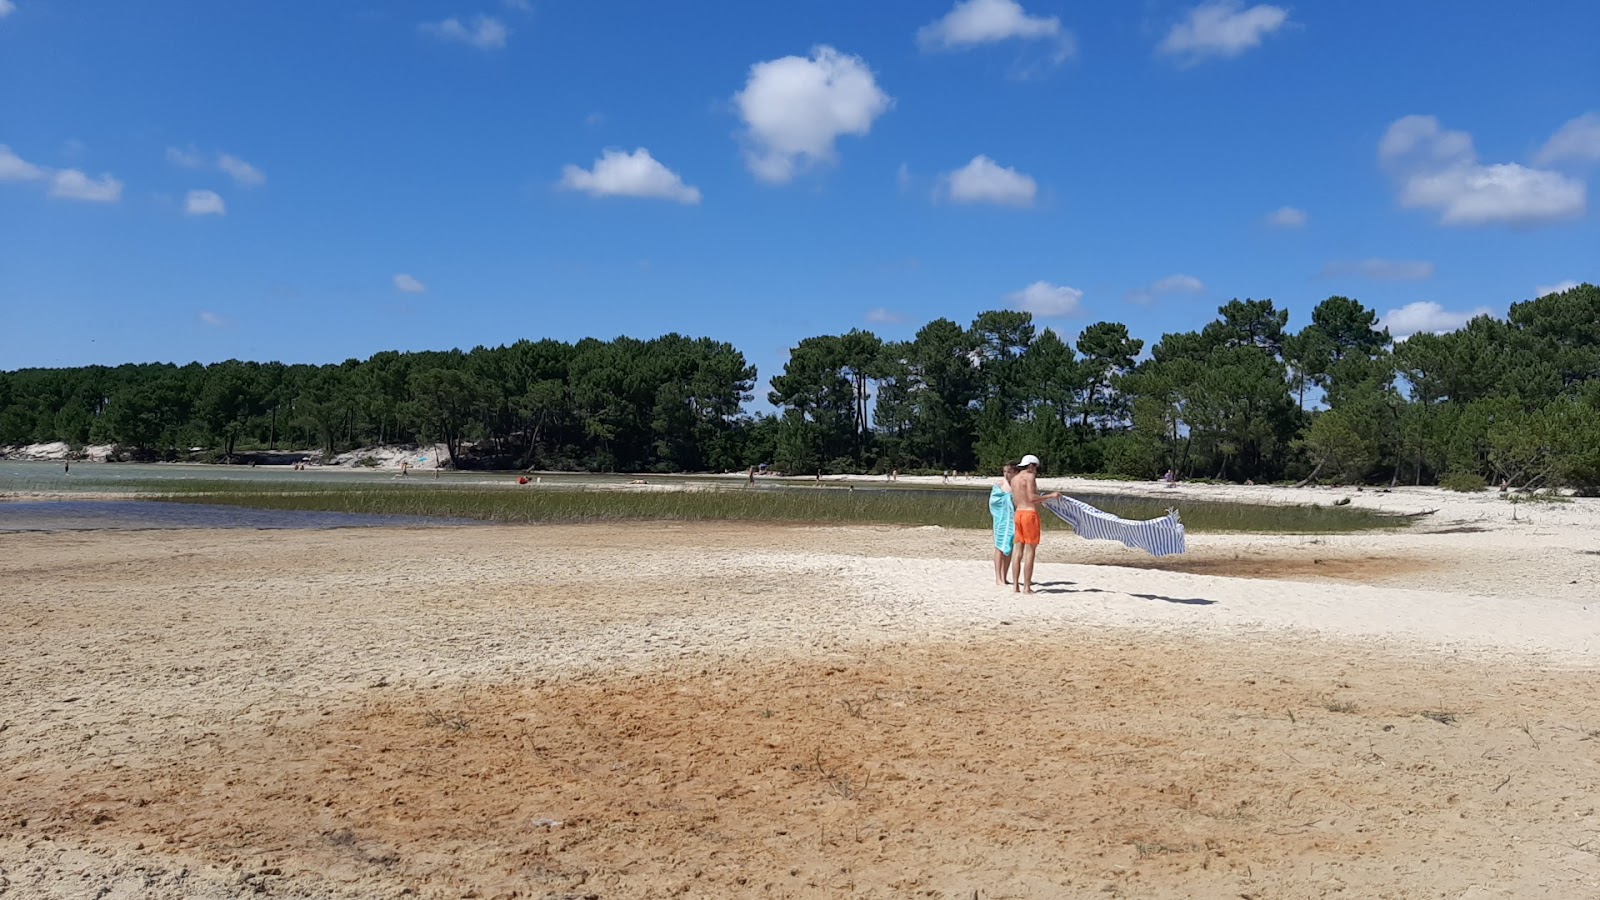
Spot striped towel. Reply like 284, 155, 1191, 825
1041, 495, 1187, 557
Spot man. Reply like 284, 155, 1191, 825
1009, 454, 1062, 594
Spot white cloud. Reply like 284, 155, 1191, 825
916, 0, 1074, 61
166, 145, 205, 168
218, 153, 265, 187
420, 15, 508, 50
733, 45, 892, 184
1125, 273, 1205, 304
1535, 112, 1600, 166
866, 307, 907, 325
1158, 1, 1289, 64
393, 274, 427, 294
1379, 114, 1586, 227
584, 111, 605, 127
185, 189, 225, 216
1535, 279, 1579, 297
1321, 258, 1434, 281
1010, 281, 1083, 317
50, 169, 122, 202
558, 148, 702, 204
0, 1, 14, 19
1266, 205, 1307, 227
1152, 273, 1205, 293
896, 162, 913, 193
1382, 301, 1493, 339
0, 144, 46, 181
199, 311, 229, 328
4, 147, 125, 202
942, 155, 1037, 207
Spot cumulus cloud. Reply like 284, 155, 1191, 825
4, 146, 123, 202
1535, 112, 1600, 166
558, 148, 702, 204
1010, 281, 1084, 317
1266, 205, 1307, 227
916, 0, 1075, 62
1320, 258, 1435, 281
185, 189, 225, 216
50, 169, 123, 202
1379, 114, 1586, 227
1382, 301, 1493, 339
1158, 1, 1288, 64
866, 307, 908, 325
218, 153, 265, 187
166, 145, 205, 168
393, 274, 427, 294
941, 155, 1037, 207
733, 45, 892, 184
0, 144, 46, 181
1535, 280, 1579, 297
199, 311, 229, 328
1125, 273, 1206, 305
420, 15, 508, 50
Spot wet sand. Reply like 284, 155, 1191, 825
2, 518, 1597, 898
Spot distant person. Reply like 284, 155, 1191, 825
891, 469, 898, 482
748, 466, 756, 486
64, 460, 70, 474
400, 460, 409, 476
1010, 454, 1063, 595
989, 464, 1019, 586
1163, 468, 1176, 486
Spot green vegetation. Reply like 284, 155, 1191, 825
1440, 472, 1488, 493
148, 481, 1412, 534
6, 283, 1598, 493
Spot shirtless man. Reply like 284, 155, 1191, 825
1009, 454, 1062, 594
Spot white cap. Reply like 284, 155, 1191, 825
1018, 454, 1041, 468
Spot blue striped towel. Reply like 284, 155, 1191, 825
1041, 495, 1187, 557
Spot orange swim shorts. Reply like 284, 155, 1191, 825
1013, 508, 1041, 546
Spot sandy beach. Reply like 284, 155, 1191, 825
3, 488, 1598, 898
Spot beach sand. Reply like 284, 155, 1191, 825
2, 498, 1598, 898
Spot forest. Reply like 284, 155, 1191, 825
3, 283, 1597, 491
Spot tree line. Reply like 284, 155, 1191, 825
3, 283, 1597, 491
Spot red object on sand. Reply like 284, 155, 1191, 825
517, 476, 529, 484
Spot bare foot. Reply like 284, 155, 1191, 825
1020, 586, 1036, 595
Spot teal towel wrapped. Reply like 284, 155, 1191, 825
989, 485, 1015, 554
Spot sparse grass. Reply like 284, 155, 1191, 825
1133, 841, 1200, 859
1518, 722, 1541, 749
1319, 696, 1359, 714
1420, 709, 1459, 726
423, 709, 471, 732
796, 748, 871, 799
134, 480, 1415, 534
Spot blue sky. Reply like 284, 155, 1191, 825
3, 0, 1598, 402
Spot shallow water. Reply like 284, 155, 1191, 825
0, 500, 483, 533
